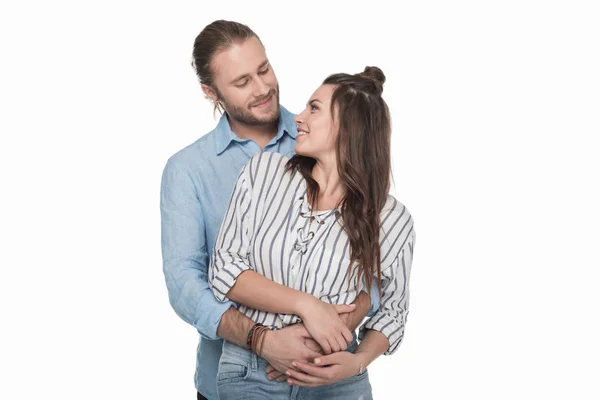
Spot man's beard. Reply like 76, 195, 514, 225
218, 85, 280, 126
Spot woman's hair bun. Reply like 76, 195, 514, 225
358, 66, 385, 95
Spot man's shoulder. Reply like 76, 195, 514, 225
164, 130, 218, 173
279, 105, 297, 124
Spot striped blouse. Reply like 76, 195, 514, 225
209, 152, 415, 355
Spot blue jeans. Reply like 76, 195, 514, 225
216, 340, 373, 400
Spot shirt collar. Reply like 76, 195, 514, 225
215, 105, 298, 155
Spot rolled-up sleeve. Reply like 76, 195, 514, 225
360, 227, 415, 355
209, 163, 254, 302
160, 159, 234, 340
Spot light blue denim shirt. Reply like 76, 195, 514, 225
160, 106, 379, 399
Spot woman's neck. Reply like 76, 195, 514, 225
311, 157, 345, 211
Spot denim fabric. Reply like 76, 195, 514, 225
217, 341, 372, 400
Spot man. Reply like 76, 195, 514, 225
160, 20, 378, 399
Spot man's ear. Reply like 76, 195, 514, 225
201, 83, 218, 102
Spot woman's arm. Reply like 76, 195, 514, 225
285, 225, 416, 386
229, 270, 370, 331
209, 156, 357, 353
283, 329, 389, 387
227, 270, 318, 317
353, 329, 389, 369
228, 270, 355, 354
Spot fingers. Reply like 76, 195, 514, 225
285, 367, 327, 387
317, 338, 332, 355
334, 303, 356, 314
303, 348, 324, 361
335, 334, 348, 352
267, 370, 284, 381
333, 325, 352, 352
286, 378, 317, 387
266, 364, 289, 382
292, 361, 334, 379
304, 338, 323, 354
329, 335, 345, 353
313, 352, 342, 367
342, 326, 354, 345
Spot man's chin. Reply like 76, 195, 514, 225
251, 104, 280, 123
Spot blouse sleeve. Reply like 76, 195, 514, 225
208, 161, 255, 302
359, 199, 416, 355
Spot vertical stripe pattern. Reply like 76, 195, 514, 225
209, 152, 415, 355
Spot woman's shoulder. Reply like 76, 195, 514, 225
380, 194, 415, 246
245, 151, 294, 187
381, 195, 412, 222
248, 151, 291, 167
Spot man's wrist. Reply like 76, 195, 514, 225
356, 290, 371, 316
246, 322, 264, 349
257, 329, 274, 358
345, 292, 370, 331
217, 307, 255, 348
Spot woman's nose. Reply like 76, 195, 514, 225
294, 110, 307, 125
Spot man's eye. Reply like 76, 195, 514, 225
236, 80, 249, 88
258, 67, 269, 75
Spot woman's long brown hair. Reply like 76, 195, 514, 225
286, 66, 391, 296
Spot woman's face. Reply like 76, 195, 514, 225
293, 84, 338, 159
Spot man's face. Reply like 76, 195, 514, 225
208, 37, 280, 126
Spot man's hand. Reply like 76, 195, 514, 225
264, 324, 323, 381
266, 292, 372, 384
260, 324, 323, 381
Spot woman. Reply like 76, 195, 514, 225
209, 66, 415, 399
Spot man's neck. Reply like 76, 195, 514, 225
228, 116, 279, 151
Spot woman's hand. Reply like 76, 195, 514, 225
296, 297, 355, 354
284, 351, 365, 387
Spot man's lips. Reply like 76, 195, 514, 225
252, 92, 275, 108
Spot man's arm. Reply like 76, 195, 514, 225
160, 158, 253, 344
341, 289, 371, 332
216, 307, 255, 347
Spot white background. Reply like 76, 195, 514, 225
1, 1, 599, 399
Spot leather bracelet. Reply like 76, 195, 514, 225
251, 326, 264, 353
256, 326, 269, 357
246, 323, 264, 349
